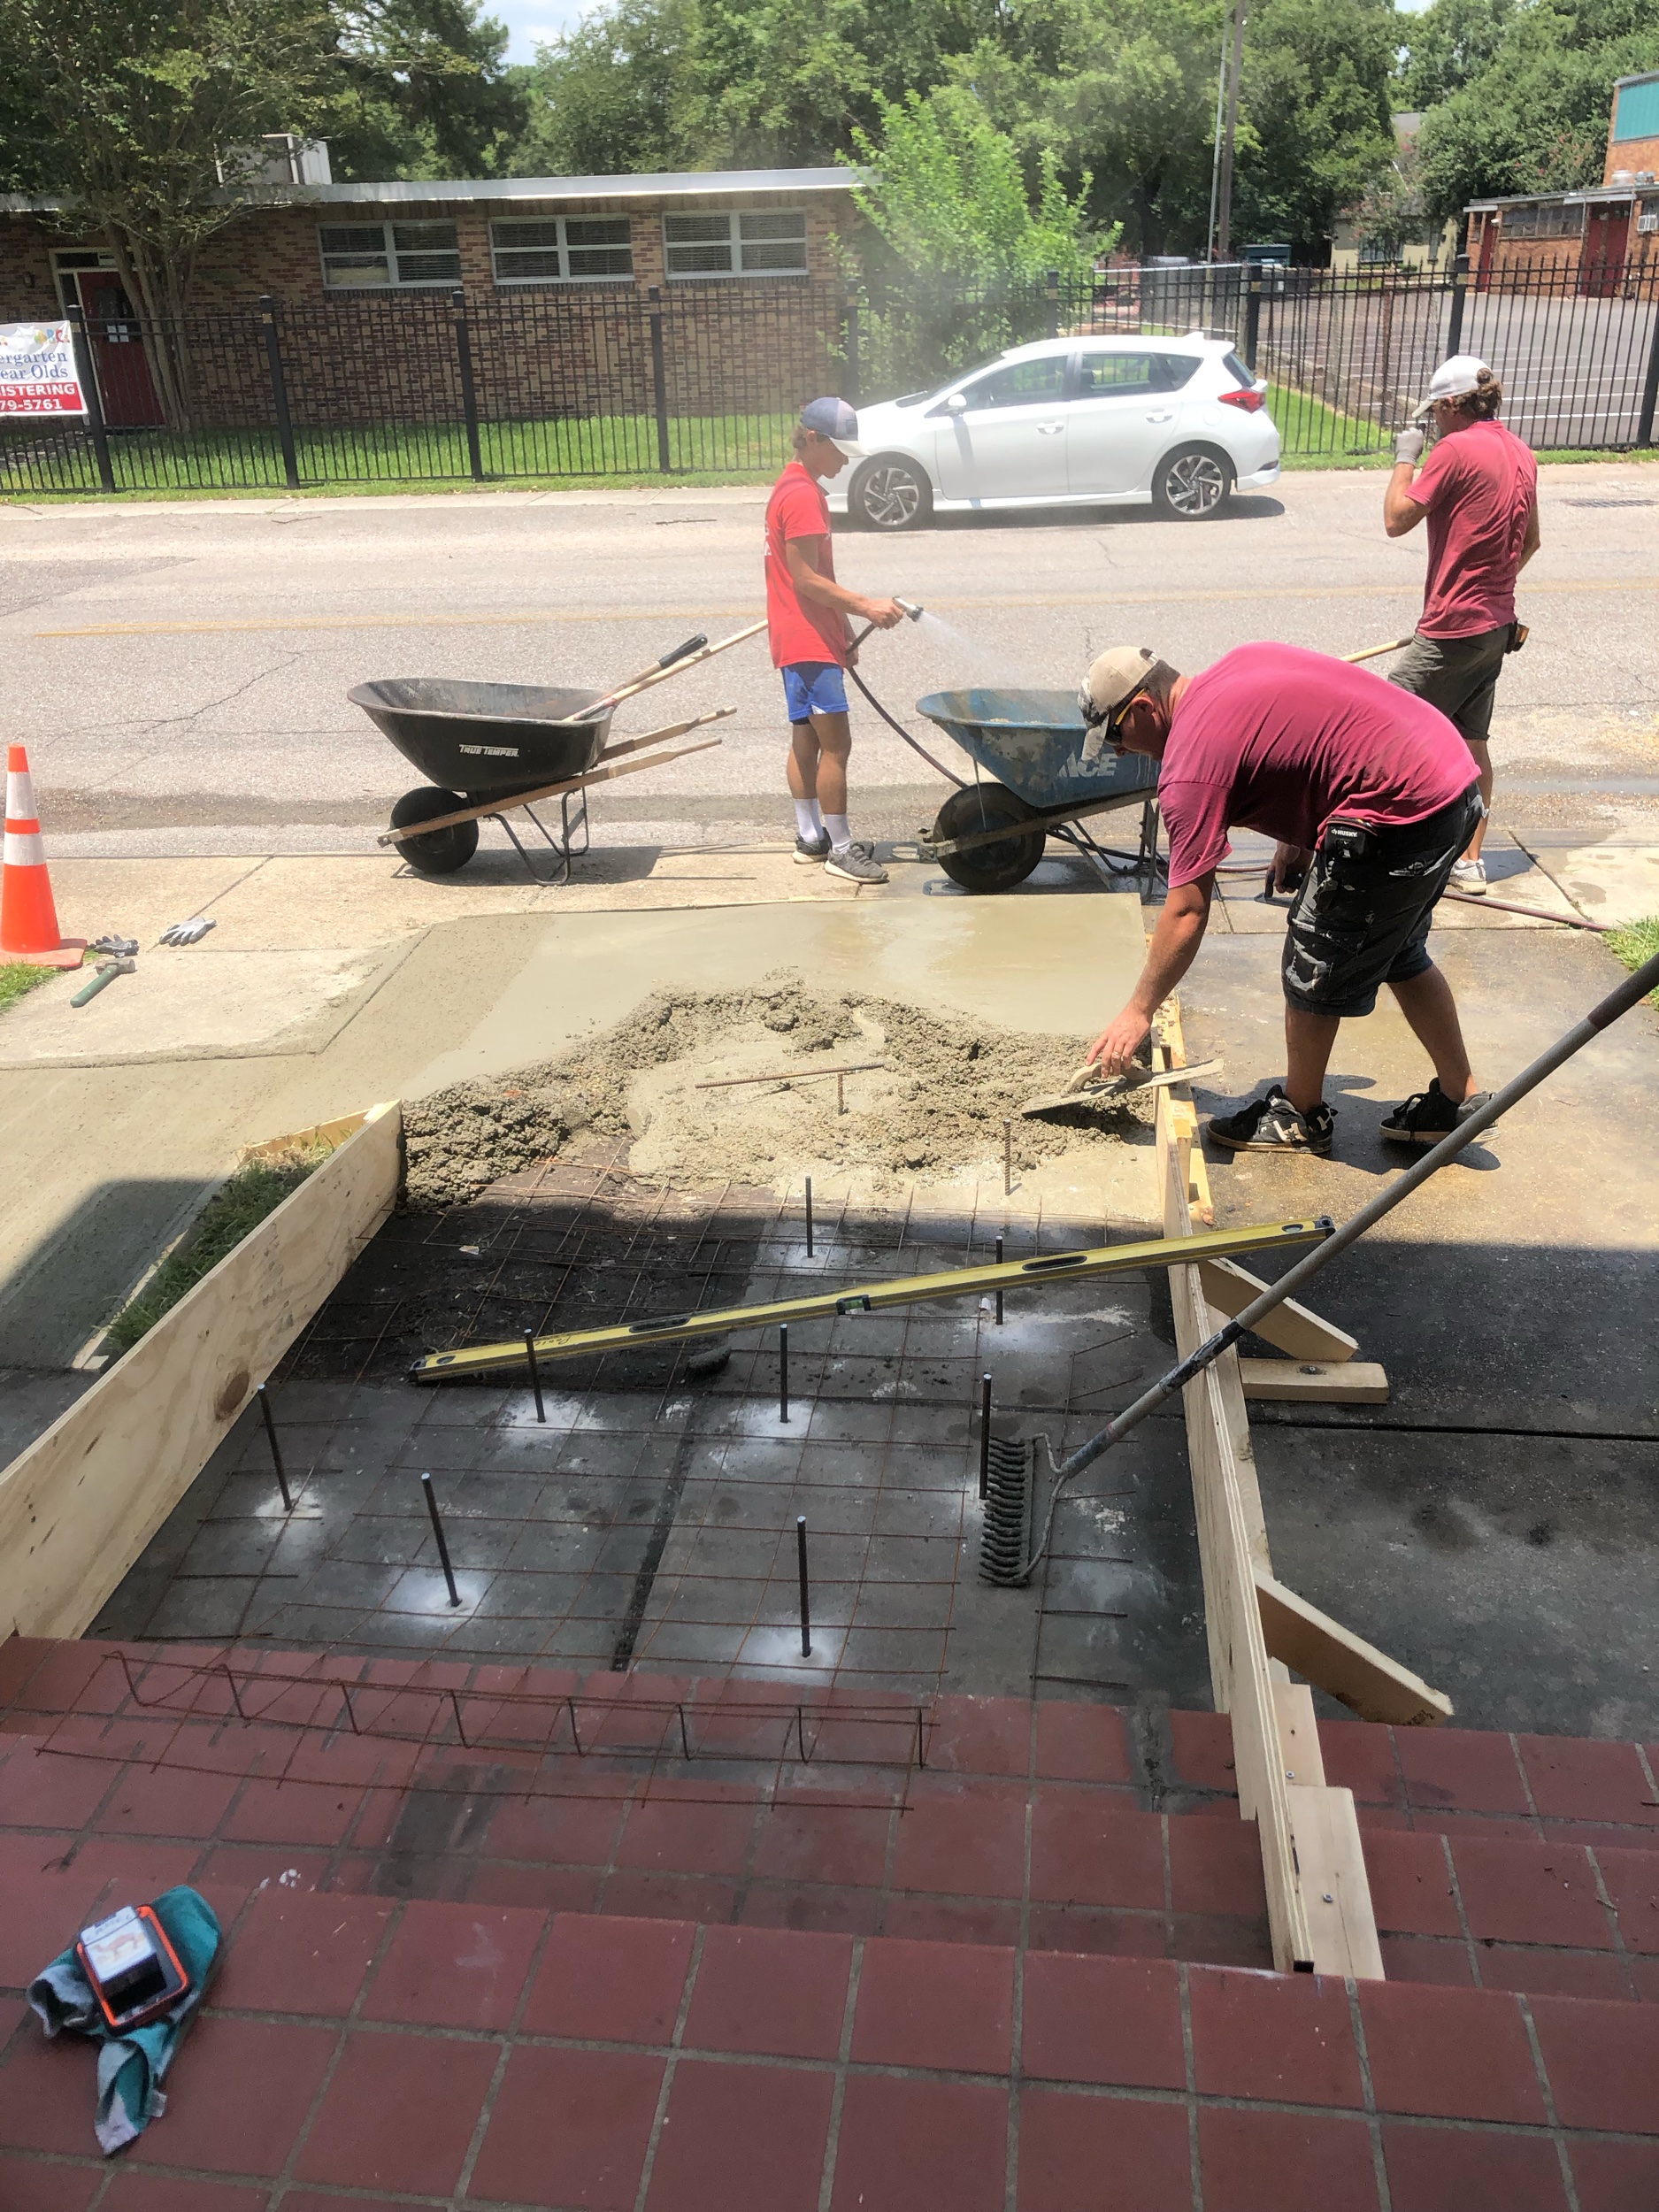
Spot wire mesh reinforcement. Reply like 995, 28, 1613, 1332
6, 257, 1655, 495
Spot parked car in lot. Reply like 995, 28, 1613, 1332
827, 335, 1280, 529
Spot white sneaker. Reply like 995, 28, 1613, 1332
825, 841, 889, 885
1448, 858, 1487, 895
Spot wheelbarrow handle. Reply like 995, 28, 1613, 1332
657, 633, 708, 670
556, 618, 769, 724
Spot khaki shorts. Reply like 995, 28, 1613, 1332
1389, 628, 1522, 748
1388, 623, 1512, 745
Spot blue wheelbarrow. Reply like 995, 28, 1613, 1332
913, 688, 1163, 894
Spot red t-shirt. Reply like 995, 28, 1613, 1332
1412, 419, 1537, 639
1159, 642, 1477, 888
765, 460, 847, 668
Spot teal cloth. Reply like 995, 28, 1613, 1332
27, 1886, 220, 2154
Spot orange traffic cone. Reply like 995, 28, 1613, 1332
1, 745, 86, 969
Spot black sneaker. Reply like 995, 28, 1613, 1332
1379, 1079, 1492, 1145
1208, 1084, 1334, 1156
793, 830, 832, 865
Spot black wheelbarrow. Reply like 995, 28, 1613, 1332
349, 620, 764, 882
913, 688, 1164, 895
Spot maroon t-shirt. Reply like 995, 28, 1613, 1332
1412, 419, 1537, 638
1159, 643, 1477, 888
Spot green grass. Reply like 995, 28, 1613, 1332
104, 1142, 330, 1356
1608, 915, 1659, 1008
0, 961, 55, 1013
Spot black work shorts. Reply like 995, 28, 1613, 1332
1281, 785, 1484, 1019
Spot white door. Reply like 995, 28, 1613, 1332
933, 354, 1070, 502
1065, 349, 1184, 495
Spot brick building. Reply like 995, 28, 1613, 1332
0, 169, 862, 431
1464, 69, 1659, 289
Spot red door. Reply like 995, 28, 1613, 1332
1579, 208, 1630, 297
62, 272, 164, 426
1475, 216, 1496, 293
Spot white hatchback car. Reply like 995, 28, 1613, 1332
826, 334, 1280, 529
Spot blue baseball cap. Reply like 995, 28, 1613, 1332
799, 396, 865, 457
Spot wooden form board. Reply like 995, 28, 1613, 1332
1196, 1256, 1359, 1363
1155, 1009, 1383, 1978
1240, 1360, 1390, 1404
0, 1102, 402, 1640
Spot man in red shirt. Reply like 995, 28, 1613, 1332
1080, 641, 1487, 1155
1385, 356, 1540, 895
766, 397, 904, 884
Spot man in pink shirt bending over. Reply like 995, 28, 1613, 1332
1080, 641, 1487, 1156
1385, 356, 1540, 895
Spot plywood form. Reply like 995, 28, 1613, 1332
0, 1102, 402, 1640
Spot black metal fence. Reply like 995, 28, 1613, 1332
4, 257, 1656, 497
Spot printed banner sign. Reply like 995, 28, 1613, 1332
0, 322, 85, 415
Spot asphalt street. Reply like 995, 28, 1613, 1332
1, 461, 1655, 855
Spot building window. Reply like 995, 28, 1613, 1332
319, 221, 462, 289
1500, 204, 1585, 242
663, 209, 808, 279
491, 216, 634, 284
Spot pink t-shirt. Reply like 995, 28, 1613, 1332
1412, 419, 1537, 639
765, 461, 847, 668
1159, 643, 1478, 888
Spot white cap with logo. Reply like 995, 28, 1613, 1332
1412, 354, 1491, 420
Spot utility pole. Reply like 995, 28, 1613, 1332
1214, 0, 1248, 263
1205, 19, 1229, 262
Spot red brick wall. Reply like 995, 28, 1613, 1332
0, 217, 68, 315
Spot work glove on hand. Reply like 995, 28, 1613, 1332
1394, 426, 1425, 467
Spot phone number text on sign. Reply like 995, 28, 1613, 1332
0, 324, 85, 416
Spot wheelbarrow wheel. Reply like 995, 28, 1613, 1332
390, 786, 480, 875
931, 785, 1046, 894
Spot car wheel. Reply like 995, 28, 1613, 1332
390, 786, 480, 874
1153, 446, 1234, 519
929, 784, 1045, 894
850, 457, 933, 531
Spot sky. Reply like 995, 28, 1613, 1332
496, 0, 586, 63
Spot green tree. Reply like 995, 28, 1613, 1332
1412, 0, 1659, 221
1230, 0, 1399, 257
330, 0, 528, 180
1396, 0, 1517, 109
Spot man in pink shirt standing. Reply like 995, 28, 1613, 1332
1385, 356, 1540, 895
1080, 641, 1487, 1156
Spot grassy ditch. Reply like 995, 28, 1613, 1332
104, 1141, 330, 1356
1609, 915, 1659, 1006
0, 962, 56, 1015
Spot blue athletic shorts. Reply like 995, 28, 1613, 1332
781, 662, 849, 723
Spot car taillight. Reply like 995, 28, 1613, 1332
1218, 387, 1264, 412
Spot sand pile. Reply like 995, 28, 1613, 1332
402, 973, 1151, 1208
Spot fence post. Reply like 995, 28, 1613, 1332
1045, 268, 1061, 340
450, 288, 485, 483
1637, 288, 1659, 449
1445, 251, 1470, 363
65, 304, 115, 495
648, 286, 672, 473
1242, 270, 1262, 372
843, 287, 860, 406
258, 296, 300, 491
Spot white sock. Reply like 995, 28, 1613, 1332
823, 812, 851, 850
793, 799, 823, 840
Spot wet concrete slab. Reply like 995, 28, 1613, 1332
1180, 926, 1659, 1737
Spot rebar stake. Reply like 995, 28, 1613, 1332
257, 1384, 294, 1512
979, 1373, 993, 1501
1003, 1119, 1013, 1195
421, 1471, 463, 1607
804, 1176, 814, 1257
995, 1235, 1004, 1325
836, 1070, 845, 1116
797, 1514, 811, 1656
779, 1323, 790, 1424
524, 1328, 546, 1423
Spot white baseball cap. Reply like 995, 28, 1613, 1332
1412, 355, 1491, 420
